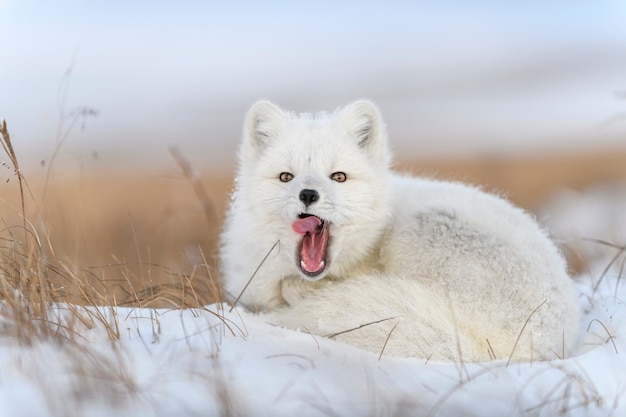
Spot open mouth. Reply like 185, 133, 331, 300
291, 213, 330, 277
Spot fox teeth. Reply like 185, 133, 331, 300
300, 260, 325, 272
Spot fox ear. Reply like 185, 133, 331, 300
338, 100, 390, 163
243, 100, 286, 156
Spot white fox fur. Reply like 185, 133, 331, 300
220, 100, 580, 362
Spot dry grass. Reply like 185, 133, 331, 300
0, 119, 230, 352
3, 124, 626, 313
26, 174, 228, 307
1, 118, 56, 343
1, 169, 230, 310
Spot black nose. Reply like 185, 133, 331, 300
299, 189, 319, 207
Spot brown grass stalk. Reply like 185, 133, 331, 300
0, 119, 28, 251
506, 299, 547, 367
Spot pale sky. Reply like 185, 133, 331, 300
2, 0, 626, 173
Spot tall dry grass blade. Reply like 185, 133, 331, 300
41, 64, 97, 207
506, 299, 547, 367
582, 238, 626, 294
0, 119, 28, 251
326, 316, 399, 339
198, 243, 222, 305
169, 146, 217, 232
586, 318, 618, 354
378, 321, 399, 361
486, 338, 496, 361
229, 240, 280, 313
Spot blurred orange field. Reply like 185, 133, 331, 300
2, 148, 626, 307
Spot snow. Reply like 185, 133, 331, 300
1, 187, 626, 416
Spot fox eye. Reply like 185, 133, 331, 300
279, 172, 294, 182
331, 172, 347, 182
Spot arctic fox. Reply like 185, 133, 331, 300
220, 100, 580, 362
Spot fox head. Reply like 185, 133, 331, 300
233, 100, 392, 283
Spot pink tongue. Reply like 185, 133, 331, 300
292, 216, 322, 235
291, 216, 328, 275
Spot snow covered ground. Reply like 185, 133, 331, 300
1, 184, 626, 417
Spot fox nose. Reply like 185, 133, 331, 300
299, 189, 319, 207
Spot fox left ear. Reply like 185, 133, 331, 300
337, 100, 390, 164
242, 100, 286, 159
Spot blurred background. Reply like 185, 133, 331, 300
1, 0, 626, 303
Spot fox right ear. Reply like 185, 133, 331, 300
243, 101, 286, 155
337, 100, 390, 166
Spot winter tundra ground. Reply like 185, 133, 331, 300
1, 120, 626, 416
